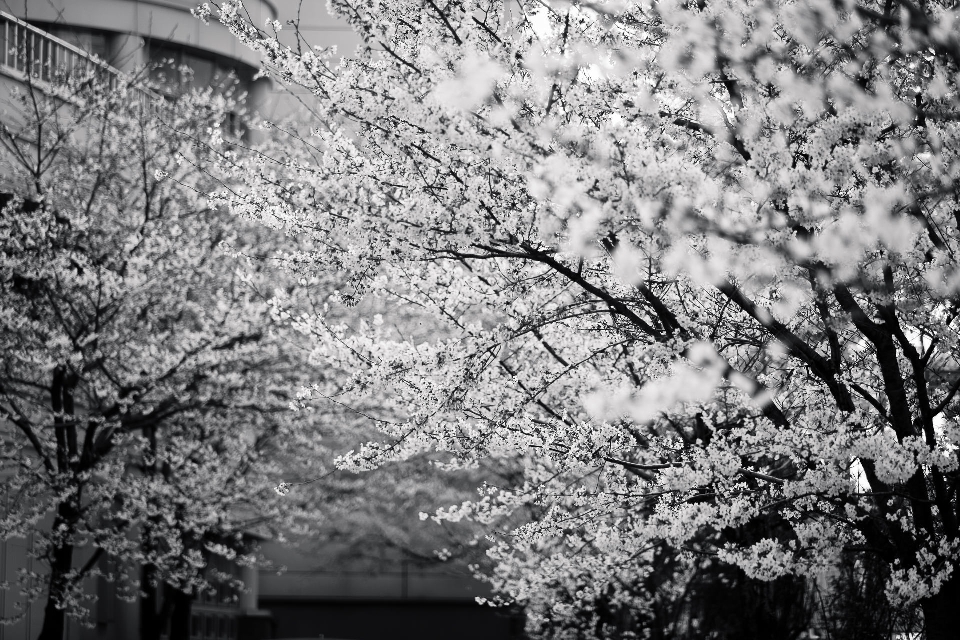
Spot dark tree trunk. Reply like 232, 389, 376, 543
168, 586, 194, 640
140, 564, 173, 640
38, 366, 81, 640
36, 508, 75, 640
921, 571, 960, 640
140, 472, 169, 640
141, 565, 157, 637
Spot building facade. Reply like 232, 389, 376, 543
5, 0, 276, 104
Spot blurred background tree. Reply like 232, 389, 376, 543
0, 71, 324, 639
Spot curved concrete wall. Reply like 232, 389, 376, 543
11, 0, 276, 69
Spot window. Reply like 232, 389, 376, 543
44, 25, 110, 62
147, 42, 181, 93
187, 53, 214, 89
147, 41, 249, 97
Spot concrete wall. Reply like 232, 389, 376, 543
8, 0, 276, 70
254, 540, 524, 640
4, 0, 365, 122
257, 539, 490, 602
259, 599, 523, 640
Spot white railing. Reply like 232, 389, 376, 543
0, 11, 161, 110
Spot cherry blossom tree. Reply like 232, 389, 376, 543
0, 75, 321, 639
207, 0, 960, 637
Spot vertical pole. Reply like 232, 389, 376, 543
239, 563, 258, 612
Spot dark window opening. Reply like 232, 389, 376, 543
147, 41, 251, 98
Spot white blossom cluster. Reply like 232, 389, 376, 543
206, 0, 960, 635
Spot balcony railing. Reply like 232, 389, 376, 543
0, 11, 161, 110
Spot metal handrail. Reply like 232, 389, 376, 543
0, 11, 162, 108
